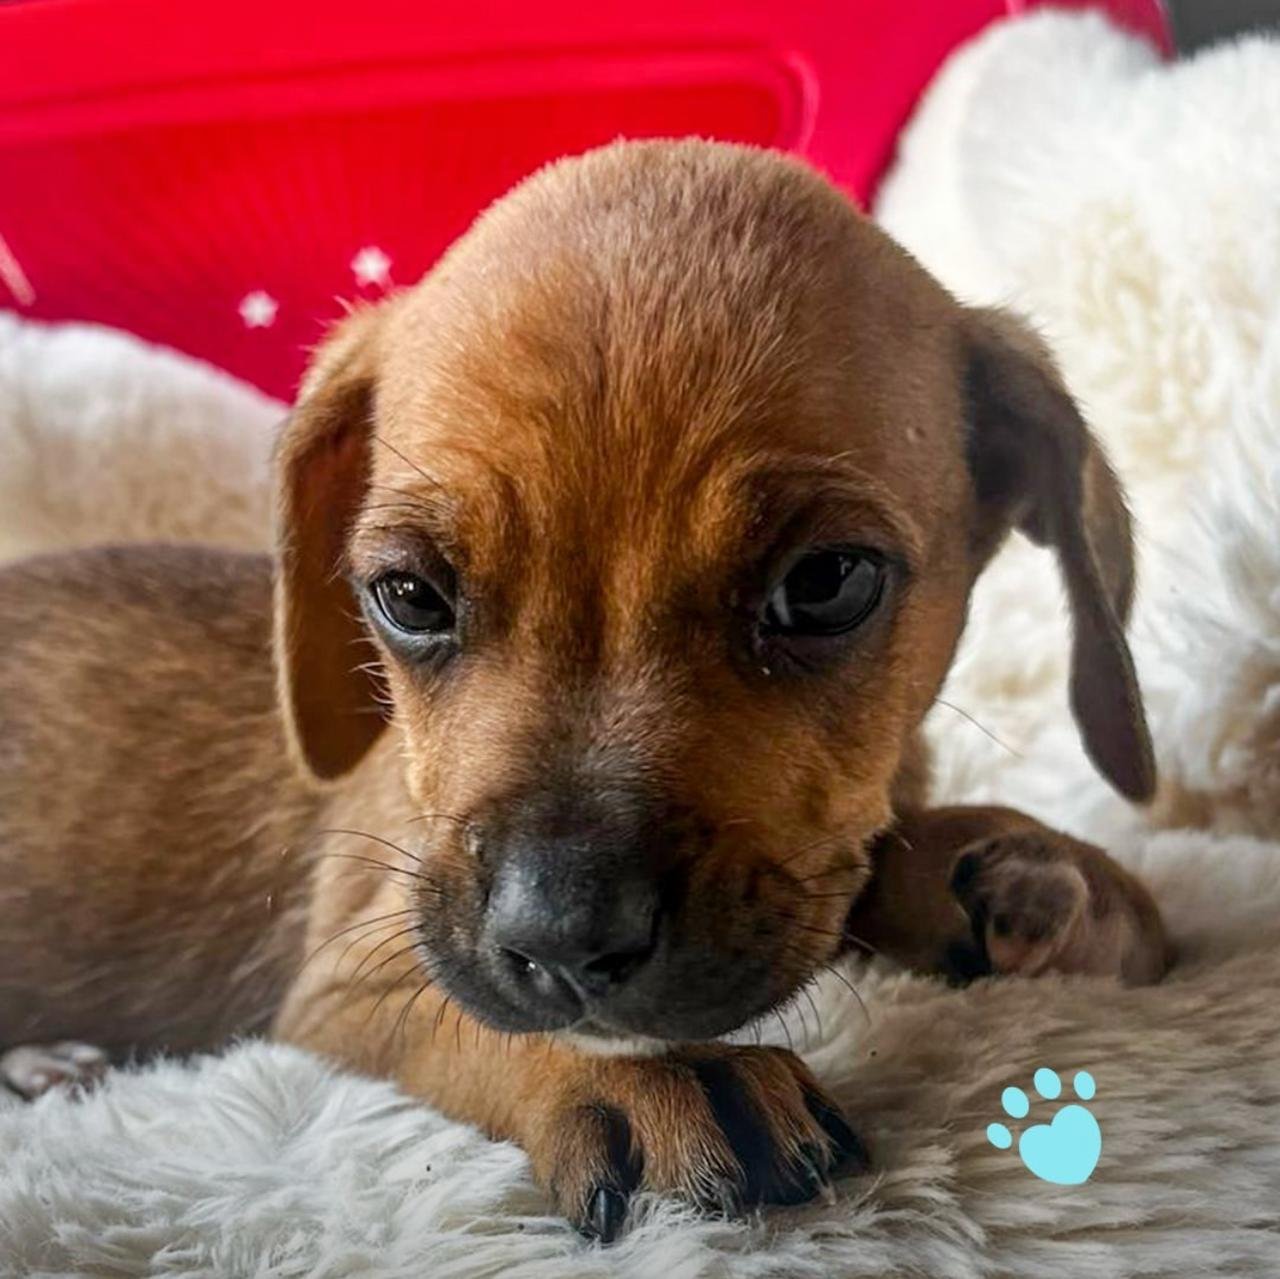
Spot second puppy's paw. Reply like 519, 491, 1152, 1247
950, 830, 1168, 984
951, 833, 1089, 976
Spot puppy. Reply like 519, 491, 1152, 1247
0, 140, 1167, 1240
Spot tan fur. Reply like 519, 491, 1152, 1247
0, 546, 317, 1054
0, 140, 1166, 1239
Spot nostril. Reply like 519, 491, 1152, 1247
578, 902, 660, 990
581, 944, 650, 986
499, 947, 540, 974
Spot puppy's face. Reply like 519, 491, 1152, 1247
277, 142, 1151, 1042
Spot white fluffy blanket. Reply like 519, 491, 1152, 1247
3, 13, 1280, 1275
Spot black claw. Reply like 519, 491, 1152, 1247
584, 1186, 628, 1243
804, 1090, 870, 1178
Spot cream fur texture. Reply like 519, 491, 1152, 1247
0, 312, 279, 564
3, 13, 1280, 1274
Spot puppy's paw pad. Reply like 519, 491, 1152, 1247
1, 1042, 109, 1099
950, 835, 1088, 976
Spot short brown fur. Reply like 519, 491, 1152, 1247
0, 140, 1166, 1239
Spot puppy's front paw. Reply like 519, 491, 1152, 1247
528, 1044, 867, 1242
1, 1041, 108, 1098
950, 831, 1167, 985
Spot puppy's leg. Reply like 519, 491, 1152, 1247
1, 1042, 108, 1098
275, 928, 867, 1241
848, 806, 1169, 986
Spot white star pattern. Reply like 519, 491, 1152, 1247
351, 245, 392, 288
239, 290, 278, 329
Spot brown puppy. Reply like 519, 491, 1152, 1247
0, 140, 1167, 1240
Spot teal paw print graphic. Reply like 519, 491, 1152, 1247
987, 1067, 1101, 1185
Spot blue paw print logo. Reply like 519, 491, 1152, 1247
987, 1067, 1101, 1185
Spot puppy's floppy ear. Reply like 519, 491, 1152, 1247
274, 305, 387, 782
962, 307, 1155, 803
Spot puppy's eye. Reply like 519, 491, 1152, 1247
765, 549, 885, 636
371, 571, 455, 636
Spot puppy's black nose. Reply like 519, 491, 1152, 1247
479, 786, 666, 1007
486, 853, 659, 1000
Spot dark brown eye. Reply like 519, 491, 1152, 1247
764, 549, 885, 636
371, 571, 455, 636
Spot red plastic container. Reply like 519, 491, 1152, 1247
0, 0, 1169, 399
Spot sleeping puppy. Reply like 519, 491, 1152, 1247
0, 139, 1167, 1240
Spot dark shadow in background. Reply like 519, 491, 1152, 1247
1167, 0, 1280, 51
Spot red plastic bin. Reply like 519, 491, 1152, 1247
0, 0, 1169, 399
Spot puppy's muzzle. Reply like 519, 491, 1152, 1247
477, 789, 666, 1022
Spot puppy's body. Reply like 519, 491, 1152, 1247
0, 547, 313, 1054
0, 140, 1168, 1239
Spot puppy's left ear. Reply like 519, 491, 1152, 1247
274, 305, 388, 783
962, 307, 1155, 802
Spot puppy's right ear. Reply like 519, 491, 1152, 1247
274, 306, 387, 782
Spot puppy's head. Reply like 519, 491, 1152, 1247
275, 141, 1152, 1042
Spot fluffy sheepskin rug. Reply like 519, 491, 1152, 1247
0, 312, 277, 563
3, 12, 1280, 1275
